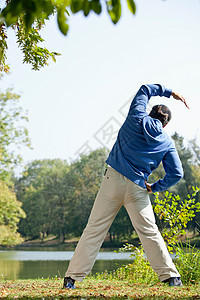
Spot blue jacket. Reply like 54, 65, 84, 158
106, 84, 183, 193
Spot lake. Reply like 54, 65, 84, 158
0, 250, 132, 280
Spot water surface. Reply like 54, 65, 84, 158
0, 250, 132, 279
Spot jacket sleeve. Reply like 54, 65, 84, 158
151, 147, 184, 193
129, 84, 172, 116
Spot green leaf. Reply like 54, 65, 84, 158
91, 0, 101, 15
83, 0, 90, 16
70, 0, 83, 14
2, 0, 21, 18
3, 12, 18, 27
126, 0, 136, 14
57, 7, 69, 36
106, 0, 121, 24
24, 13, 35, 29
40, 0, 55, 17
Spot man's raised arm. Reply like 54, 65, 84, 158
129, 84, 172, 115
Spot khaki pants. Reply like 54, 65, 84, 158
65, 166, 180, 282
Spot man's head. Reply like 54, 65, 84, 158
149, 104, 172, 127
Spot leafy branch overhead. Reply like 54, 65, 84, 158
0, 0, 136, 71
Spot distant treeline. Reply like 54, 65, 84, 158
15, 133, 200, 243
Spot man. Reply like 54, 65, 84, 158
63, 84, 189, 289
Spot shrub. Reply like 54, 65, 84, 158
153, 186, 200, 253
114, 244, 158, 284
175, 242, 200, 284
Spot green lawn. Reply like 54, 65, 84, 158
0, 278, 199, 299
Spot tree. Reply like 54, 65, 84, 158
42, 160, 72, 242
68, 148, 108, 237
16, 149, 110, 242
16, 159, 70, 241
109, 206, 132, 243
0, 0, 136, 72
189, 138, 200, 167
0, 81, 30, 246
0, 83, 31, 182
187, 138, 200, 234
172, 132, 196, 196
0, 180, 25, 246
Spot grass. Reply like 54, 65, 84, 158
0, 277, 200, 299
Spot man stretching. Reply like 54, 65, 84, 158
63, 84, 189, 288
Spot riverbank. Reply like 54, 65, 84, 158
1, 233, 199, 251
12, 233, 200, 250
0, 277, 199, 299
12, 235, 141, 251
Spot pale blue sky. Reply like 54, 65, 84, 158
1, 0, 200, 164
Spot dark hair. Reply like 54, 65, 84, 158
149, 104, 172, 126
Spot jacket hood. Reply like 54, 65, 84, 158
142, 116, 165, 144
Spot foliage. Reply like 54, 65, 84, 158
0, 180, 25, 246
0, 278, 200, 299
109, 241, 200, 285
1, 0, 136, 32
67, 148, 109, 236
109, 206, 132, 243
0, 14, 60, 72
0, 23, 9, 73
153, 187, 200, 253
16, 159, 70, 241
0, 85, 31, 182
172, 133, 196, 195
0, 0, 136, 71
15, 18, 60, 71
16, 149, 108, 241
0, 224, 23, 246
114, 243, 158, 284
175, 242, 200, 284
116, 242, 200, 285
189, 138, 200, 166
0, 82, 29, 246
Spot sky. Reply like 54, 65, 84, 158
1, 0, 200, 165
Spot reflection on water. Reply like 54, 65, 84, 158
0, 260, 130, 280
0, 251, 132, 280
0, 260, 23, 279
